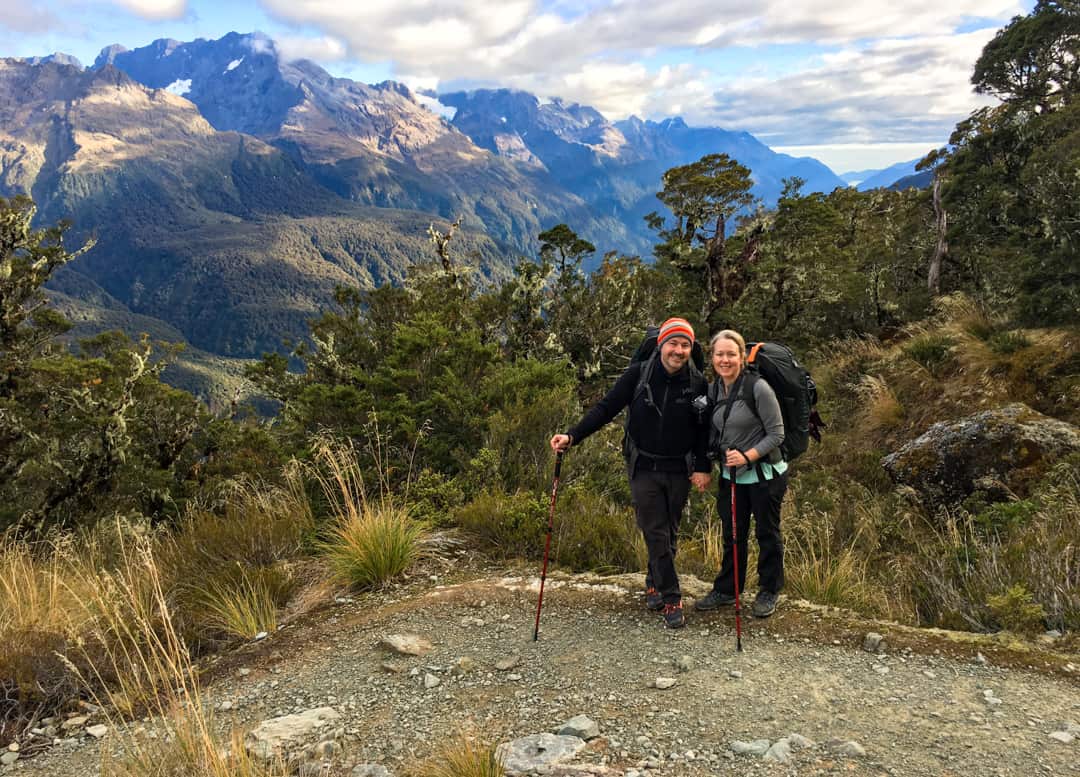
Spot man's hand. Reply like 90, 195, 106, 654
690, 472, 712, 493
550, 433, 572, 452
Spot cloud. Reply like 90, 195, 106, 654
0, 4, 62, 33
111, 0, 188, 20
253, 0, 1023, 145
274, 35, 347, 64
700, 30, 1000, 145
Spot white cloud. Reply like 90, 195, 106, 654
111, 0, 187, 20
0, 5, 60, 33
253, 0, 1023, 147
699, 30, 1001, 145
274, 35, 347, 64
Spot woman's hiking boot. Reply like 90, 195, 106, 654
662, 601, 686, 629
694, 590, 737, 611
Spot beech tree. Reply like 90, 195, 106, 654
646, 153, 757, 324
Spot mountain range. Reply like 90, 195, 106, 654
0, 31, 913, 394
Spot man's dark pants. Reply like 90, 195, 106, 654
630, 469, 691, 605
712, 472, 788, 596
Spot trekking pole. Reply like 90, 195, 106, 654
730, 463, 743, 652
533, 450, 564, 641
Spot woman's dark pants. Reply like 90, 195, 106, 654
712, 473, 788, 596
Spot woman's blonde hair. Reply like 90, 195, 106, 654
709, 329, 747, 363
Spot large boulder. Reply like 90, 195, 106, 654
495, 733, 587, 775
881, 403, 1080, 507
244, 707, 342, 762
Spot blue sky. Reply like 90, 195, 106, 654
3, 0, 1035, 172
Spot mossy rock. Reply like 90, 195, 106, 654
881, 403, 1080, 509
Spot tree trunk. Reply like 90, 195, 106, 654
703, 215, 726, 322
928, 177, 948, 296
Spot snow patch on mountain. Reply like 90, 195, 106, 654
225, 58, 243, 73
165, 78, 192, 96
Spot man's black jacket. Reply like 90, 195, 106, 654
566, 359, 710, 475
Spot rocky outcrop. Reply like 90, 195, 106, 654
882, 403, 1080, 507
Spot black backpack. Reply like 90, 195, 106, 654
622, 325, 708, 474
708, 341, 822, 462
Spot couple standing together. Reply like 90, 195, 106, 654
549, 317, 788, 629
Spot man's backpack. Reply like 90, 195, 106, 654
708, 341, 823, 463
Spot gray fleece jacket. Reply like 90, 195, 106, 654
710, 373, 786, 477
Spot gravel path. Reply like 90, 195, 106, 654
13, 569, 1080, 776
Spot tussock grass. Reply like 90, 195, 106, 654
191, 568, 280, 640
321, 502, 425, 589
160, 465, 312, 643
853, 375, 905, 437
784, 528, 894, 616
411, 734, 505, 777
0, 537, 99, 738
312, 437, 428, 589
61, 538, 288, 777
680, 501, 725, 582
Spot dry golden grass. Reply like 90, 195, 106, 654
191, 568, 279, 640
409, 733, 505, 777
783, 510, 898, 618
853, 374, 905, 437
59, 537, 289, 777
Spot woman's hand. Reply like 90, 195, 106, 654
724, 448, 751, 468
550, 433, 572, 452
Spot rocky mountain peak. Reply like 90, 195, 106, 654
20, 53, 84, 69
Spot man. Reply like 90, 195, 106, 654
550, 317, 711, 628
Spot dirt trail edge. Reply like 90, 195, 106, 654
19, 572, 1080, 776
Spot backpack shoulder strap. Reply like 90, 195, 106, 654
741, 372, 762, 425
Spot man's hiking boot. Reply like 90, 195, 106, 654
662, 602, 686, 629
752, 590, 779, 618
645, 587, 663, 611
694, 589, 737, 611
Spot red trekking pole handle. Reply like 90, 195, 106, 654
533, 450, 563, 641
730, 463, 743, 652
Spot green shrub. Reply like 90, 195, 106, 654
986, 584, 1046, 634
903, 333, 955, 376
454, 490, 547, 558
973, 500, 1039, 533
408, 468, 466, 527
553, 489, 645, 573
987, 330, 1032, 355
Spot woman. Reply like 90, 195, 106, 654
694, 330, 788, 618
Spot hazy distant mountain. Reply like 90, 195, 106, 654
889, 169, 935, 191
839, 168, 880, 186
855, 158, 924, 191
2, 31, 853, 392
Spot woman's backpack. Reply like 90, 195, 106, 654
744, 341, 822, 461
